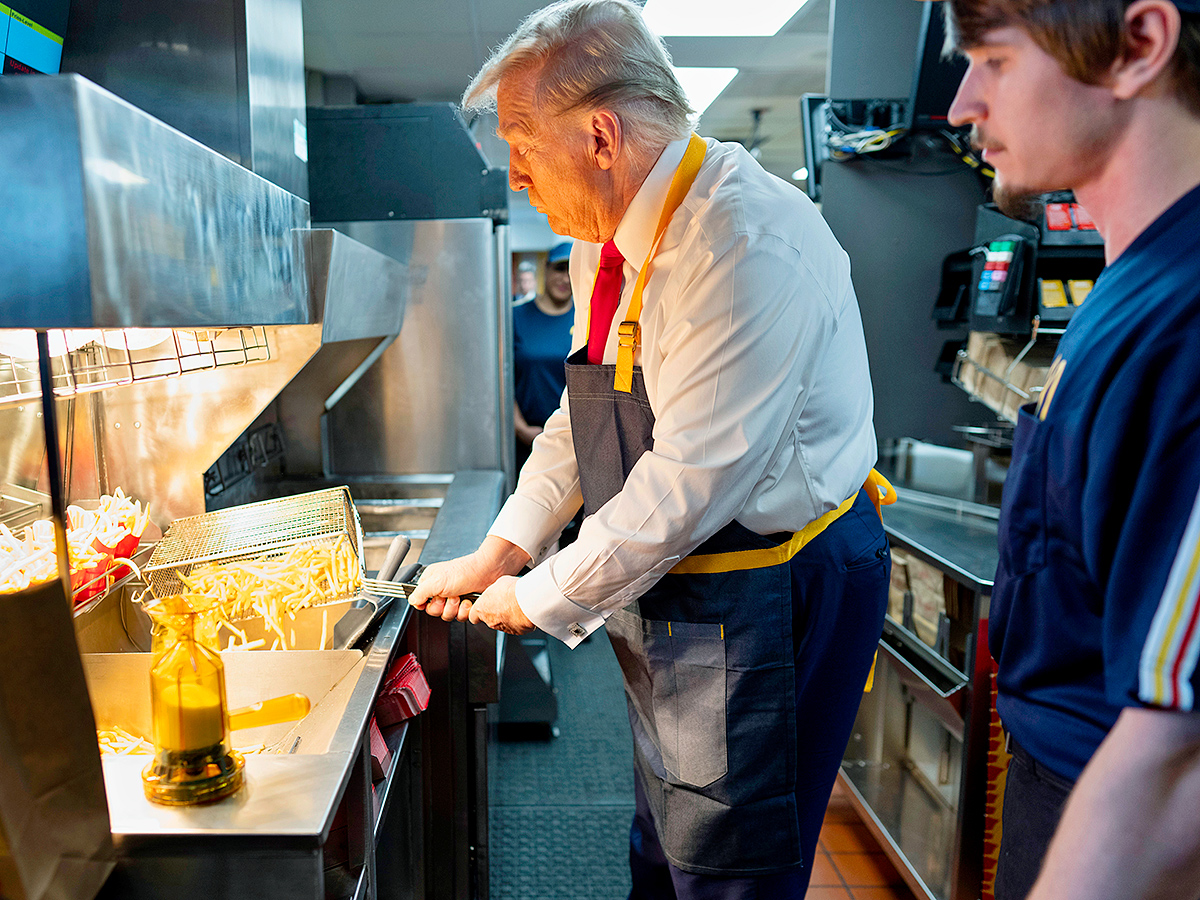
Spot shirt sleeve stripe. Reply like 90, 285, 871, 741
1168, 592, 1200, 709
1139, 485, 1200, 709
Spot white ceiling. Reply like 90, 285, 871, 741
301, 0, 831, 185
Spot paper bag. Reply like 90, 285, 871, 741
0, 578, 114, 900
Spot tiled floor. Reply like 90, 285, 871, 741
810, 779, 918, 900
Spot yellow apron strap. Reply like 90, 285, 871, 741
670, 492, 856, 575
615, 132, 707, 393
861, 467, 893, 693
666, 471, 894, 693
864, 468, 896, 521
670, 470, 894, 576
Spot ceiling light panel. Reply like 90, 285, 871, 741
643, 0, 810, 36
673, 67, 739, 116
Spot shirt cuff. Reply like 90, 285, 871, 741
516, 562, 606, 649
488, 493, 563, 565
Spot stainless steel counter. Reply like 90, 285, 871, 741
102, 752, 357, 839
96, 584, 412, 899
91, 470, 505, 900
881, 490, 998, 595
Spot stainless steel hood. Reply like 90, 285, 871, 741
0, 226, 410, 519
0, 74, 310, 330
272, 229, 411, 477
302, 229, 407, 343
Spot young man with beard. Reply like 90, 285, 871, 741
946, 1, 1200, 897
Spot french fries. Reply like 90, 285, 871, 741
97, 727, 268, 756
97, 727, 154, 755
172, 535, 361, 650
0, 521, 59, 592
67, 487, 151, 555
0, 488, 150, 598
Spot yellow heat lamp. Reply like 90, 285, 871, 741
141, 596, 244, 805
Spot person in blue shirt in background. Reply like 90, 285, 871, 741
513, 241, 574, 471
946, 0, 1200, 897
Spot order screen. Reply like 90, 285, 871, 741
1, 0, 69, 75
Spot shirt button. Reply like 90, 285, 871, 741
568, 623, 587, 639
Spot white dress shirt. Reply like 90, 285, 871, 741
490, 137, 878, 647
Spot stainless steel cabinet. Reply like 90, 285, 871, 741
842, 491, 998, 900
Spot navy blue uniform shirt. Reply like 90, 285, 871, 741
990, 183, 1200, 781
513, 296, 573, 428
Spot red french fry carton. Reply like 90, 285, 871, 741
89, 531, 139, 581
375, 653, 431, 727
368, 716, 390, 781
110, 532, 141, 579
72, 559, 111, 604
114, 531, 140, 560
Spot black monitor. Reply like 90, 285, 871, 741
908, 2, 968, 132
2, 0, 71, 75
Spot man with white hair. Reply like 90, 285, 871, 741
409, 2, 892, 895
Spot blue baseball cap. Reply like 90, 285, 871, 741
1176, 0, 1200, 11
547, 241, 573, 264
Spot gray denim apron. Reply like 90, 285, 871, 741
565, 347, 805, 875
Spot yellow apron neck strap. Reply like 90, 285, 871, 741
614, 133, 707, 393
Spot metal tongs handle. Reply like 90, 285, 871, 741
362, 565, 481, 603
378, 535, 411, 583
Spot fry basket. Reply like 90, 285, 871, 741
144, 487, 365, 600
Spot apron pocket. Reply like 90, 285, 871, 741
646, 620, 728, 788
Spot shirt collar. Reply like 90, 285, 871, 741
611, 136, 691, 270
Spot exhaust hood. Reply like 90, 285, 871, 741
0, 74, 310, 330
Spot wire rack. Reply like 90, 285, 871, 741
0, 485, 50, 534
0, 327, 271, 407
143, 487, 364, 598
951, 351, 1036, 424
951, 324, 1060, 424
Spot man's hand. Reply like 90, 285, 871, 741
514, 402, 543, 447
408, 536, 531, 623
466, 575, 534, 634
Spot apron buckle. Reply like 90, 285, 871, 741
617, 320, 641, 347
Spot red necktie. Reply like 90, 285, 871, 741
587, 240, 625, 365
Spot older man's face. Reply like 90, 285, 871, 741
497, 67, 608, 242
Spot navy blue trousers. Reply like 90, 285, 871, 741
627, 489, 890, 900
994, 738, 1073, 900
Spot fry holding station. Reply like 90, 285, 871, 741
0, 1, 511, 891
